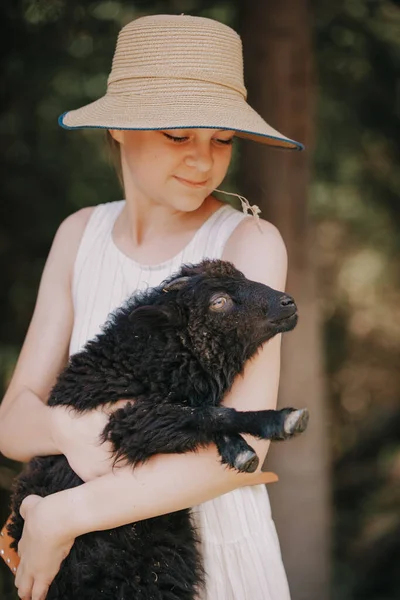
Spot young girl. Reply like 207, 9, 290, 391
0, 14, 303, 600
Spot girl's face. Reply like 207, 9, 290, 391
109, 128, 234, 212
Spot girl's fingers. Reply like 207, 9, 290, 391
32, 579, 50, 600
259, 471, 279, 484
15, 559, 23, 588
16, 566, 34, 599
16, 562, 50, 600
242, 470, 279, 487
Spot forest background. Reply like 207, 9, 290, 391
0, 1, 399, 599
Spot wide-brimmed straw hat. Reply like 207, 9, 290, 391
59, 14, 304, 151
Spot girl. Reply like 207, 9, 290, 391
0, 14, 303, 600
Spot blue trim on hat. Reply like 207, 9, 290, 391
58, 112, 305, 151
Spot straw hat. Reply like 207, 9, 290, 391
59, 14, 304, 151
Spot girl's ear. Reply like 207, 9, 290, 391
108, 129, 124, 144
128, 305, 180, 329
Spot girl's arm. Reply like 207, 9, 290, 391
0, 207, 108, 474
0, 205, 132, 482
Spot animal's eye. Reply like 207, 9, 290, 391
210, 296, 228, 311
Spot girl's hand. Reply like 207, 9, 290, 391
50, 400, 129, 482
15, 495, 74, 600
243, 470, 279, 486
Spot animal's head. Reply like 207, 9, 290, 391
128, 259, 297, 373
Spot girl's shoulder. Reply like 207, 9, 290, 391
55, 200, 123, 264
61, 199, 122, 232
54, 202, 127, 300
223, 216, 288, 290
48, 205, 99, 284
61, 205, 96, 232
55, 206, 96, 259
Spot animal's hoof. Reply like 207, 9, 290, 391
283, 408, 309, 437
234, 450, 259, 473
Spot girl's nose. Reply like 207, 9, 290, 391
184, 143, 213, 172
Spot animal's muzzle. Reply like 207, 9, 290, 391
277, 294, 297, 319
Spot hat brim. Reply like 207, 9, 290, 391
58, 93, 304, 151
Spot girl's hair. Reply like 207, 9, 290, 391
106, 130, 124, 190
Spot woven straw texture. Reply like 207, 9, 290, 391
60, 14, 303, 150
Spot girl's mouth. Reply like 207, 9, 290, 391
174, 176, 209, 188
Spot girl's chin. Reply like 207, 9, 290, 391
169, 197, 207, 213
166, 189, 210, 212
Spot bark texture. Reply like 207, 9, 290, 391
239, 2, 331, 598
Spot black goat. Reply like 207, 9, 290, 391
8, 259, 309, 600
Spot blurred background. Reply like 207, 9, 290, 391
0, 1, 399, 599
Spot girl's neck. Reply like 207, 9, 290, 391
112, 190, 223, 265
122, 194, 218, 241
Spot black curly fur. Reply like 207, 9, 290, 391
8, 259, 303, 600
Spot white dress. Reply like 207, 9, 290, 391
69, 200, 291, 600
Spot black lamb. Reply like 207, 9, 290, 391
8, 259, 309, 600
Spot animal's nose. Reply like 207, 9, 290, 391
280, 294, 295, 308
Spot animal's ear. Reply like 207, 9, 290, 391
162, 276, 191, 293
128, 305, 179, 329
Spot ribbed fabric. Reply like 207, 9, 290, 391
69, 200, 291, 600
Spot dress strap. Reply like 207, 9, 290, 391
72, 200, 124, 303
192, 203, 248, 260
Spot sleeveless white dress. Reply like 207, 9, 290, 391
69, 200, 291, 600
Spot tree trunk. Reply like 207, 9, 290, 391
238, 2, 331, 599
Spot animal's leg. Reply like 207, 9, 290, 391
214, 433, 259, 473
213, 408, 309, 472
102, 402, 308, 469
223, 407, 310, 441
102, 401, 222, 467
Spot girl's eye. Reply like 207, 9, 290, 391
214, 137, 234, 146
162, 133, 234, 145
163, 133, 188, 143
